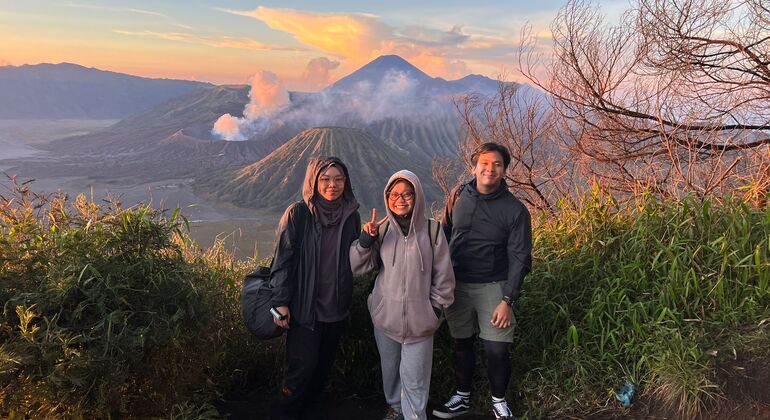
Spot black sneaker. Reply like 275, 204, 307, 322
491, 399, 514, 419
432, 393, 471, 418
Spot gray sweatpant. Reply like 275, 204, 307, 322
374, 328, 434, 420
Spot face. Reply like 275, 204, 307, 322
473, 151, 505, 191
387, 180, 415, 217
317, 165, 345, 201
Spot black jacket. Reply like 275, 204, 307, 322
441, 179, 532, 301
269, 157, 361, 329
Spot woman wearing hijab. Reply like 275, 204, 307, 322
270, 156, 361, 420
350, 170, 455, 420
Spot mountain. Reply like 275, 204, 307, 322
328, 55, 433, 93
12, 55, 518, 204
46, 85, 250, 154
196, 127, 442, 212
20, 85, 274, 180
0, 63, 209, 119
327, 54, 499, 97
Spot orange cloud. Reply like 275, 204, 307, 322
225, 6, 485, 79
225, 7, 388, 63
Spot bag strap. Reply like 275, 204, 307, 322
264, 201, 309, 271
379, 218, 439, 250
427, 219, 441, 250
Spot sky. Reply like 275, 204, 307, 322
0, 0, 629, 90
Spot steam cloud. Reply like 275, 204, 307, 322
212, 65, 460, 142
212, 70, 289, 141
302, 57, 340, 90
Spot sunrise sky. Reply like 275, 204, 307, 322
0, 0, 627, 90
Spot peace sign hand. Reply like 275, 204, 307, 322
363, 208, 388, 237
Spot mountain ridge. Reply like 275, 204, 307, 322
0, 63, 210, 119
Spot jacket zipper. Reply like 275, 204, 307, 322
402, 234, 408, 344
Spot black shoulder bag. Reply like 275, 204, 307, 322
241, 201, 308, 340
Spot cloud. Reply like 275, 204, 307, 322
212, 70, 290, 141
64, 3, 168, 17
211, 65, 470, 142
212, 114, 245, 141
223, 6, 519, 80
245, 71, 290, 117
301, 57, 341, 90
0, 59, 11, 67
114, 30, 306, 52
223, 7, 390, 61
397, 25, 470, 47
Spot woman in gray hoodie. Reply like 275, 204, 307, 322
350, 170, 455, 420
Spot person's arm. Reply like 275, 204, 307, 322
269, 203, 304, 309
350, 209, 386, 275
441, 184, 461, 240
430, 221, 455, 310
502, 205, 532, 303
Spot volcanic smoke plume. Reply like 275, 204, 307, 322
212, 70, 289, 141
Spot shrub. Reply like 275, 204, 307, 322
0, 179, 267, 418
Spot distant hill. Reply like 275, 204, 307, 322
46, 85, 250, 154
23, 85, 271, 180
0, 63, 209, 119
196, 127, 442, 212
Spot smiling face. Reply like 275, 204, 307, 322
473, 151, 505, 193
317, 165, 345, 201
387, 180, 415, 217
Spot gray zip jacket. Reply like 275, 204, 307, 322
350, 170, 455, 344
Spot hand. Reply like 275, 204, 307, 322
363, 208, 388, 237
490, 301, 513, 329
273, 306, 290, 329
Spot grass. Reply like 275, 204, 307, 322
1, 177, 768, 419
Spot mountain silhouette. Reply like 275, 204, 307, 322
328, 55, 432, 93
0, 63, 209, 119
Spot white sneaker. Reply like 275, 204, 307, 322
491, 399, 514, 419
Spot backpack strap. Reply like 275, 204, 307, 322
427, 219, 441, 250
292, 200, 309, 251
378, 218, 439, 250
375, 219, 391, 250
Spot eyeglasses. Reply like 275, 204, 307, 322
388, 191, 414, 202
319, 176, 346, 185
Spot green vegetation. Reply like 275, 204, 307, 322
509, 189, 770, 418
0, 179, 269, 418
2, 180, 768, 418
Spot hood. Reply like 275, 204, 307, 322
302, 156, 358, 215
383, 169, 427, 234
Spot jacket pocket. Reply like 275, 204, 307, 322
406, 298, 439, 338
372, 296, 404, 337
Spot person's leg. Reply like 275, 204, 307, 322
374, 327, 403, 413
475, 282, 516, 419
482, 339, 511, 399
282, 323, 322, 420
433, 282, 476, 418
399, 336, 433, 420
443, 281, 477, 393
453, 335, 476, 393
301, 320, 346, 418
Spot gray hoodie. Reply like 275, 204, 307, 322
350, 170, 455, 344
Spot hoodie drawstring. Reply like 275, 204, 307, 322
388, 221, 426, 272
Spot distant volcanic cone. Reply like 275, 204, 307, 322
196, 126, 442, 212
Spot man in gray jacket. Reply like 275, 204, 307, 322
433, 143, 532, 420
